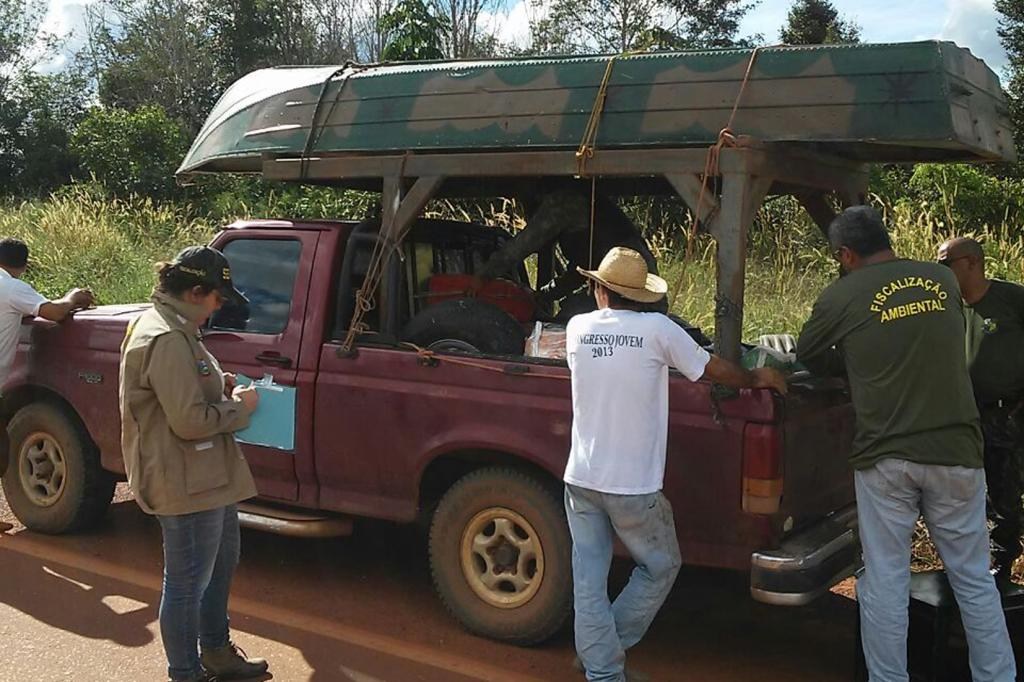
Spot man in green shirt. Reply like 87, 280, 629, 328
798, 207, 1013, 682
938, 236, 1024, 583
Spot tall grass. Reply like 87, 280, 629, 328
1, 179, 1022, 331
655, 192, 1024, 338
0, 186, 215, 304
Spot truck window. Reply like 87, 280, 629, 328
212, 238, 302, 334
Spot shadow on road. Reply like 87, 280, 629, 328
0, 545, 156, 649
0, 498, 859, 682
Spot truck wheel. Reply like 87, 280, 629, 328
429, 467, 572, 645
2, 402, 115, 534
402, 299, 526, 356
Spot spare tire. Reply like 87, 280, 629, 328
402, 299, 526, 356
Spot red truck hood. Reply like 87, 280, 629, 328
21, 303, 149, 349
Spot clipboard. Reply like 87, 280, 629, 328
234, 373, 296, 452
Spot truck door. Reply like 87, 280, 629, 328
202, 229, 319, 502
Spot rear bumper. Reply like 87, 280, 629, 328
749, 503, 860, 606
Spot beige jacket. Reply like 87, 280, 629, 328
119, 291, 257, 516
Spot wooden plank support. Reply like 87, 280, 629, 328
391, 175, 444, 243
380, 173, 403, 241
744, 147, 868, 195
377, 174, 444, 335
839, 181, 869, 209
665, 174, 721, 236
714, 169, 773, 364
265, 148, 723, 181
796, 191, 837, 241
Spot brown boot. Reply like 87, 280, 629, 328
200, 641, 268, 680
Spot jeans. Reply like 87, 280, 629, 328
565, 484, 682, 682
157, 504, 240, 681
855, 459, 1015, 682
981, 403, 1024, 574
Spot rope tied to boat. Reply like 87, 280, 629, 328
668, 46, 766, 314
300, 62, 364, 181
575, 52, 635, 269
339, 153, 416, 354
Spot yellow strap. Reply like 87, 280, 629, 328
576, 53, 635, 269
575, 53, 629, 178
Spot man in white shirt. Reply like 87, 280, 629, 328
0, 238, 94, 530
565, 247, 787, 682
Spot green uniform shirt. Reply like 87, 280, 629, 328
797, 259, 982, 470
965, 279, 1024, 404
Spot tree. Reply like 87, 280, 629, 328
0, 0, 87, 194
86, 0, 223, 135
70, 105, 188, 198
996, 0, 1022, 174
674, 0, 762, 49
528, 0, 758, 55
379, 0, 449, 60
0, 0, 58, 103
780, 0, 860, 45
205, 0, 318, 81
307, 0, 373, 62
0, 73, 89, 194
85, 0, 390, 135
431, 0, 506, 58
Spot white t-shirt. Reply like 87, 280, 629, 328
0, 269, 47, 390
563, 308, 711, 495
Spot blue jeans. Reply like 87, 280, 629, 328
856, 459, 1015, 682
565, 484, 682, 682
157, 504, 240, 681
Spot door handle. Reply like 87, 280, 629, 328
255, 352, 292, 368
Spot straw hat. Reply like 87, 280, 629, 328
577, 247, 667, 303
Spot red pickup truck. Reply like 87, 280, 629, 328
0, 216, 857, 644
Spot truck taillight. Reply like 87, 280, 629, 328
742, 424, 783, 514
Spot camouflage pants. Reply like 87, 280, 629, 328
980, 402, 1024, 573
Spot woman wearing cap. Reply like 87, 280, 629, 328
119, 246, 269, 682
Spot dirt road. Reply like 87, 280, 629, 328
0, 487, 856, 681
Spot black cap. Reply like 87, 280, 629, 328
170, 246, 247, 306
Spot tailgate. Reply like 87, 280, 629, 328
779, 375, 856, 529
748, 374, 859, 606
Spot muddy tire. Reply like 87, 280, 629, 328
429, 467, 572, 645
402, 299, 526, 356
2, 402, 115, 534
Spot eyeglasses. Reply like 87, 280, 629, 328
938, 255, 969, 268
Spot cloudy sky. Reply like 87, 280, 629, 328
41, 0, 1011, 82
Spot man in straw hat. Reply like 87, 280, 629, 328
565, 246, 787, 682
798, 207, 1014, 681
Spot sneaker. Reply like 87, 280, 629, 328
571, 656, 650, 682
0, 521, 13, 533
200, 642, 268, 680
